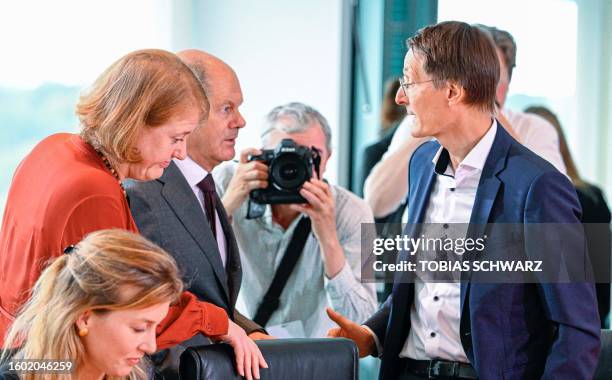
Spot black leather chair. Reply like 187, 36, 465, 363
179, 338, 358, 380
594, 329, 612, 380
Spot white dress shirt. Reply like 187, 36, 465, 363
399, 120, 498, 362
173, 157, 227, 267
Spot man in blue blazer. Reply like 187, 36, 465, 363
327, 21, 600, 380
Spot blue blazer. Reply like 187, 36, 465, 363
364, 124, 601, 380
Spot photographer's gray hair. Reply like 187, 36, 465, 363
261, 102, 332, 154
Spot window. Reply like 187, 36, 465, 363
437, 0, 578, 156
0, 0, 172, 213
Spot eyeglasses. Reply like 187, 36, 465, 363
398, 76, 435, 96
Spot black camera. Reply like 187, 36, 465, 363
248, 138, 321, 205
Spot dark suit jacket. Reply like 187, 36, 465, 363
576, 183, 612, 327
365, 125, 601, 380
125, 162, 262, 335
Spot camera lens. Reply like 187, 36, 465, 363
270, 153, 308, 190
280, 163, 300, 181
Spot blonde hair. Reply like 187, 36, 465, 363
77, 49, 209, 164
1, 230, 184, 380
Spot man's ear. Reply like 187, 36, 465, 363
75, 310, 92, 331
317, 149, 331, 178
446, 81, 464, 107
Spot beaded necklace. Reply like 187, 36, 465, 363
93, 147, 127, 198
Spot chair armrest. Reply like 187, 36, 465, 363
179, 338, 358, 380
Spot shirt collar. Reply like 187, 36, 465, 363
173, 156, 209, 188
431, 119, 497, 175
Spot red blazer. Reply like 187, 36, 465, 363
0, 133, 227, 348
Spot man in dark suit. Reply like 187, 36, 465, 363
327, 21, 600, 380
125, 50, 268, 380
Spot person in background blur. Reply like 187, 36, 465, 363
0, 230, 185, 380
215, 102, 377, 338
381, 78, 409, 135
360, 78, 408, 194
360, 79, 412, 300
526, 105, 611, 327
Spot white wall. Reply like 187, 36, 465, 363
438, 0, 611, 197
576, 0, 611, 191
172, 0, 351, 184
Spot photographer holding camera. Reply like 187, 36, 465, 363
215, 102, 377, 338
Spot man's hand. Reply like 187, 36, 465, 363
290, 178, 345, 278
216, 320, 269, 380
222, 148, 269, 215
248, 331, 276, 340
290, 178, 336, 242
326, 308, 375, 358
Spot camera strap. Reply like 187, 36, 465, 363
253, 216, 312, 327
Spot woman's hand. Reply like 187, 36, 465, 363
216, 320, 269, 380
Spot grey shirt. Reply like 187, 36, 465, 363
214, 162, 378, 337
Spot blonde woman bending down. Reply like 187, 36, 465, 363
0, 229, 183, 380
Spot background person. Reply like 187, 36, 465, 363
359, 78, 407, 192
215, 102, 377, 338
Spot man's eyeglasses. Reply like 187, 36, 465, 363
398, 76, 435, 96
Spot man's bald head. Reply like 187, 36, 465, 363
176, 49, 246, 171
177, 49, 236, 95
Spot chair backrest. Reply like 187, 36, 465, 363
594, 329, 612, 380
179, 338, 359, 380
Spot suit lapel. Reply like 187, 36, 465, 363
159, 163, 230, 300
407, 161, 436, 225
461, 122, 511, 312
392, 156, 437, 288
385, 148, 437, 365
